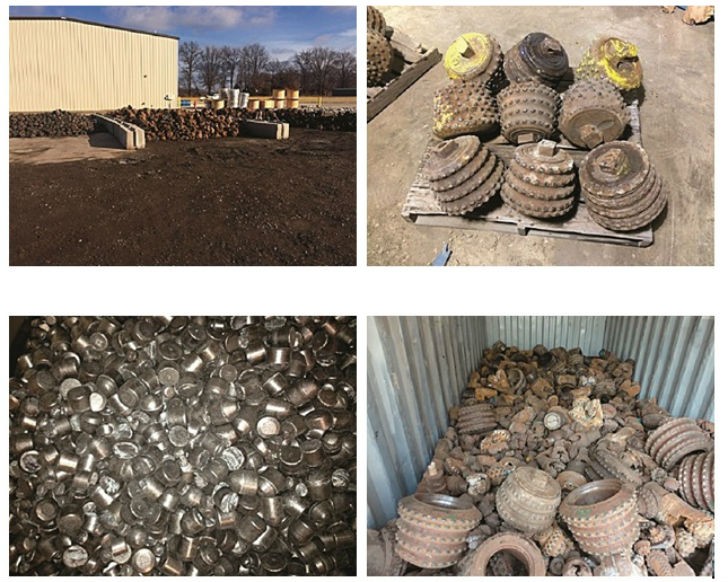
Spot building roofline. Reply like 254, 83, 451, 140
10, 16, 179, 40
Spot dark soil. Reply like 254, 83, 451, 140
10, 129, 356, 265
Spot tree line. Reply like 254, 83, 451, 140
179, 41, 356, 97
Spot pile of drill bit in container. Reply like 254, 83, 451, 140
368, 342, 713, 576
10, 316, 356, 575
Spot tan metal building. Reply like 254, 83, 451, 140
10, 17, 178, 112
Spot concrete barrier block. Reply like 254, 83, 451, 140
242, 119, 289, 140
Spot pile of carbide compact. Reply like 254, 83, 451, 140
10, 316, 356, 575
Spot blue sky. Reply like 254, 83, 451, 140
9, 6, 356, 60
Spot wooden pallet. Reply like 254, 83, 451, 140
367, 29, 441, 122
401, 101, 654, 247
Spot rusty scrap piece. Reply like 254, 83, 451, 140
561, 556, 593, 576
444, 32, 505, 90
678, 452, 714, 512
501, 140, 576, 219
425, 137, 505, 215
645, 417, 712, 470
575, 36, 643, 91
460, 532, 546, 576
455, 402, 499, 435
433, 79, 499, 139
586, 444, 643, 486
560, 479, 639, 557
580, 141, 667, 231
504, 32, 570, 87
497, 81, 559, 144
395, 493, 481, 569
559, 79, 629, 149
495, 467, 561, 535
367, 6, 387, 34
367, 30, 393, 87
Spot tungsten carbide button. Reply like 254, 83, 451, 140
11, 433, 35, 456
301, 439, 325, 467
252, 524, 279, 552
126, 526, 148, 549
261, 552, 288, 574
287, 379, 319, 407
220, 446, 245, 471
289, 517, 316, 544
264, 398, 294, 418
157, 459, 182, 486
257, 415, 281, 438
56, 451, 79, 472
237, 513, 267, 543
66, 384, 92, 413
168, 425, 192, 448
61, 543, 89, 569
260, 495, 285, 526
245, 340, 267, 364
309, 499, 336, 527
90, 484, 115, 508
19, 450, 42, 473
307, 469, 334, 501
160, 553, 185, 575
229, 469, 259, 495
35, 499, 59, 522
130, 547, 156, 573
263, 371, 288, 396
281, 414, 308, 439
305, 410, 334, 433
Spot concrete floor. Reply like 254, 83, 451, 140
367, 6, 714, 265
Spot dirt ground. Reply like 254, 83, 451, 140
368, 6, 714, 265
10, 129, 356, 266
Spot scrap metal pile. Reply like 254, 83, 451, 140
10, 110, 95, 138
425, 31, 667, 232
9, 107, 355, 142
366, 7, 395, 86
10, 316, 356, 575
368, 343, 714, 576
112, 108, 357, 140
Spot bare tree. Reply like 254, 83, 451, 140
294, 50, 313, 94
196, 46, 223, 94
240, 43, 270, 94
335, 50, 356, 88
219, 46, 239, 88
307, 47, 339, 96
179, 41, 202, 95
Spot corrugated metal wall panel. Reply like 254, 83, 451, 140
10, 20, 177, 112
368, 316, 713, 528
604, 316, 714, 421
367, 317, 488, 527
483, 316, 607, 354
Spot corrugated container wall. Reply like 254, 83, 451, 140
367, 316, 713, 528
10, 19, 178, 112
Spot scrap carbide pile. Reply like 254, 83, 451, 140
10, 316, 356, 575
369, 342, 714, 576
580, 141, 667, 231
501, 140, 577, 218
423, 135, 505, 215
367, 7, 393, 87
425, 29, 666, 233
10, 110, 95, 138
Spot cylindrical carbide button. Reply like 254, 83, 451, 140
301, 439, 325, 467
263, 371, 288, 396
289, 517, 316, 544
62, 545, 89, 568
160, 553, 185, 575
260, 495, 285, 526
229, 469, 259, 496
67, 385, 91, 413
287, 380, 319, 407
258, 467, 287, 496
236, 513, 266, 543
257, 416, 281, 438
130, 548, 156, 573
307, 469, 334, 501
252, 524, 279, 552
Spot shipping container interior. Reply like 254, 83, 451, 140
367, 316, 714, 528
